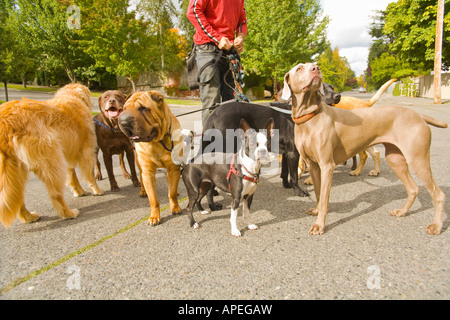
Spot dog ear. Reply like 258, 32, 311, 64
150, 92, 163, 103
281, 73, 291, 101
239, 118, 252, 132
319, 83, 325, 96
265, 118, 275, 137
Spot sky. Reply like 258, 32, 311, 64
320, 0, 394, 76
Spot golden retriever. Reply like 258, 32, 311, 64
0, 83, 104, 228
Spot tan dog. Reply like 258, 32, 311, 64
282, 63, 447, 235
334, 78, 397, 176
0, 84, 104, 228
333, 79, 397, 110
118, 91, 183, 225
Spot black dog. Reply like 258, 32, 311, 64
202, 101, 309, 197
183, 118, 273, 237
201, 83, 341, 199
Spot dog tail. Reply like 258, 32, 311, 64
0, 152, 26, 228
421, 115, 448, 128
367, 79, 397, 107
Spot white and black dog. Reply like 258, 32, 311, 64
182, 118, 274, 237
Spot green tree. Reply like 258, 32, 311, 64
370, 52, 426, 89
317, 47, 355, 91
138, 0, 189, 75
76, 0, 159, 92
243, 0, 329, 93
383, 0, 450, 70
0, 0, 15, 100
9, 0, 92, 83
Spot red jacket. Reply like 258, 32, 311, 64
187, 0, 247, 45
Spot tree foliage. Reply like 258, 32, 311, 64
317, 47, 354, 92
75, 0, 158, 91
242, 0, 329, 92
383, 0, 450, 70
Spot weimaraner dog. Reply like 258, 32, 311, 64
282, 63, 447, 235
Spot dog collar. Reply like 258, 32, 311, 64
292, 112, 316, 124
227, 153, 259, 189
93, 117, 122, 132
159, 119, 174, 152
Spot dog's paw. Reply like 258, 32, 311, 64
309, 224, 324, 235
231, 228, 242, 237
23, 212, 40, 224
148, 216, 161, 226
171, 204, 182, 215
248, 224, 258, 230
90, 185, 104, 196
425, 223, 442, 235
390, 209, 407, 217
368, 170, 380, 176
306, 208, 318, 216
209, 203, 223, 211
123, 172, 131, 179
200, 210, 211, 215
349, 169, 362, 176
303, 177, 313, 185
132, 179, 141, 187
139, 190, 148, 198
193, 223, 200, 229
62, 209, 79, 219
111, 185, 120, 192
72, 188, 87, 197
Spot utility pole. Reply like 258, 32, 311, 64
434, 0, 444, 104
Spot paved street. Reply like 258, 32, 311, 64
0, 88, 449, 301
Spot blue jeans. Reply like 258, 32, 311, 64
196, 43, 235, 124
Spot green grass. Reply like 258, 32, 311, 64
7, 84, 59, 92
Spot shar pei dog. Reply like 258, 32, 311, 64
118, 91, 183, 225
0, 83, 104, 228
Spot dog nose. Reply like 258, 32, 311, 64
258, 149, 268, 158
310, 65, 320, 74
118, 112, 133, 127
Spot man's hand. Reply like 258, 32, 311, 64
234, 32, 246, 53
218, 37, 234, 51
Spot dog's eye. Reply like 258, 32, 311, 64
138, 105, 146, 112
296, 66, 304, 72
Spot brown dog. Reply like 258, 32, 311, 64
282, 63, 447, 235
0, 84, 104, 228
94, 90, 141, 192
118, 91, 183, 225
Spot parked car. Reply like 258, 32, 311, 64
358, 87, 367, 93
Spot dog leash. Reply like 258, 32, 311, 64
227, 50, 250, 103
93, 117, 122, 132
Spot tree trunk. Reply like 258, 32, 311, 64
128, 77, 137, 92
21, 74, 27, 88
3, 81, 9, 101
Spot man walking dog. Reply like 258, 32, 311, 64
187, 0, 247, 124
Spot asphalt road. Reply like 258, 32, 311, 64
0, 88, 449, 301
